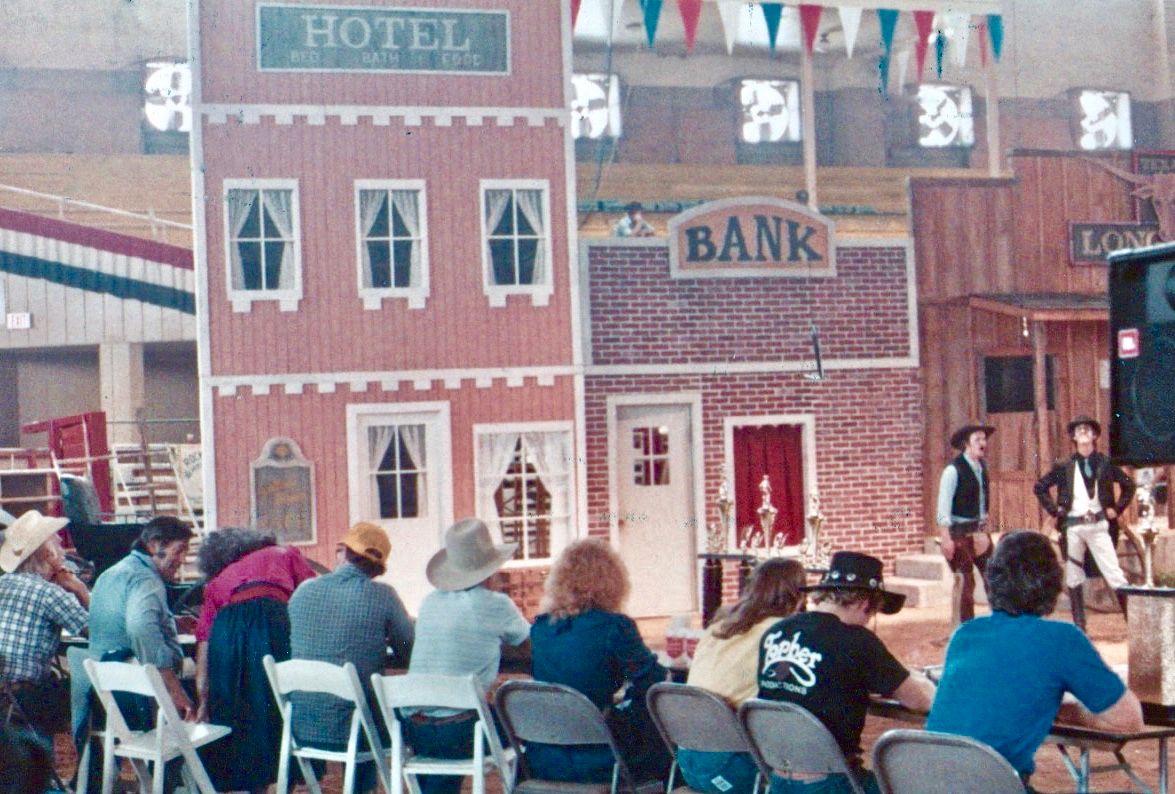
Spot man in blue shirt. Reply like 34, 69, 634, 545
927, 531, 1142, 786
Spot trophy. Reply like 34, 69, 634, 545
1137, 482, 1159, 588
757, 474, 779, 553
707, 479, 733, 553
802, 490, 833, 568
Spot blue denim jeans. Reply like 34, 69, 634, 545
768, 769, 880, 794
401, 714, 481, 794
676, 749, 760, 794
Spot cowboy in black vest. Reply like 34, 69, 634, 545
936, 423, 995, 624
1033, 415, 1135, 632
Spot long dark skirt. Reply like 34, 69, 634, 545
205, 596, 291, 791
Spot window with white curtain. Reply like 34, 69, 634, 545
224, 180, 302, 311
476, 426, 572, 564
355, 181, 429, 309
367, 423, 427, 520
480, 180, 552, 307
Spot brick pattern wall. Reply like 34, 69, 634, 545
587, 244, 911, 366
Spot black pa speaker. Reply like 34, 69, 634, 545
1109, 241, 1175, 465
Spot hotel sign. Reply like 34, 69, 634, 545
668, 197, 836, 279
1070, 222, 1161, 265
257, 4, 510, 74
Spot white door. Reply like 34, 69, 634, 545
616, 404, 696, 617
348, 405, 451, 614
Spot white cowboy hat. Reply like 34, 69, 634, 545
0, 509, 68, 573
426, 518, 517, 591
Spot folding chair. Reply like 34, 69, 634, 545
496, 679, 662, 794
737, 699, 866, 794
646, 683, 758, 794
871, 729, 1025, 794
263, 654, 391, 794
370, 672, 515, 794
82, 658, 230, 794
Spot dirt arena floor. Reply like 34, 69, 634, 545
54, 601, 1162, 793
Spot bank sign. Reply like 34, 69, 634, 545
668, 197, 836, 279
257, 4, 510, 74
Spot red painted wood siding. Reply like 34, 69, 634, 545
198, 0, 565, 110
201, 118, 575, 375
213, 377, 575, 567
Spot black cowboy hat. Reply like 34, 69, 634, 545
1066, 414, 1101, 438
624, 201, 643, 213
806, 551, 906, 614
950, 423, 996, 451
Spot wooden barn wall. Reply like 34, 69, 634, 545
201, 119, 574, 375
212, 377, 576, 568
198, 0, 564, 110
912, 153, 1134, 534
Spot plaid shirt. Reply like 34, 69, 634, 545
0, 572, 87, 683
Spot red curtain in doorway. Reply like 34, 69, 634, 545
733, 424, 805, 546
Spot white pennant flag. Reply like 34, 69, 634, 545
945, 11, 972, 68
837, 6, 863, 59
716, 1, 743, 55
895, 46, 911, 93
607, 0, 627, 46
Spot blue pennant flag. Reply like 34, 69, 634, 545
640, 0, 663, 48
935, 30, 946, 77
877, 9, 900, 97
987, 14, 1004, 62
761, 3, 784, 51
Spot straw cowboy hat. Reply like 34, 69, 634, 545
806, 550, 906, 615
426, 518, 517, 591
950, 422, 996, 450
0, 509, 68, 574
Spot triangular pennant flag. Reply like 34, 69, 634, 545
716, 1, 742, 55
987, 14, 1004, 62
761, 3, 784, 51
837, 6, 863, 58
978, 20, 988, 67
912, 10, 935, 79
640, 0, 663, 48
895, 46, 911, 93
877, 9, 900, 97
571, 0, 582, 30
934, 30, 946, 77
945, 11, 971, 68
676, 0, 703, 52
799, 5, 824, 55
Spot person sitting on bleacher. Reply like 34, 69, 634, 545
0, 510, 89, 743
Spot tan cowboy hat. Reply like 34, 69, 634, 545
426, 518, 517, 591
0, 509, 68, 574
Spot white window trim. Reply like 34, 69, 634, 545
354, 179, 429, 310
479, 179, 554, 308
223, 178, 303, 312
473, 420, 574, 568
346, 401, 453, 531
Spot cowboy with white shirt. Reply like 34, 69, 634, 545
1033, 414, 1135, 631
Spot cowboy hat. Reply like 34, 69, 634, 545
340, 521, 391, 566
426, 518, 517, 591
806, 550, 906, 614
1066, 414, 1101, 438
0, 509, 68, 574
950, 423, 996, 450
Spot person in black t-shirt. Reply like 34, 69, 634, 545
757, 551, 936, 794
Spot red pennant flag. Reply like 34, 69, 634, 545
799, 5, 823, 55
571, 0, 582, 30
912, 10, 935, 79
677, 0, 703, 52
977, 20, 988, 67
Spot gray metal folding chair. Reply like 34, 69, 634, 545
496, 680, 661, 794
737, 699, 866, 794
871, 729, 1026, 794
645, 682, 757, 794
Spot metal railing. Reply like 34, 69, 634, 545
0, 182, 192, 243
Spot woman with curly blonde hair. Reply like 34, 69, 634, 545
528, 539, 670, 785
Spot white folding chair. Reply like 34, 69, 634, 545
370, 672, 515, 794
263, 654, 391, 794
82, 658, 230, 794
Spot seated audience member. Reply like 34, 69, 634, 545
0, 510, 89, 742
679, 558, 807, 794
195, 528, 317, 794
288, 521, 414, 794
758, 551, 934, 794
405, 518, 530, 794
612, 201, 656, 237
927, 530, 1142, 789
528, 538, 671, 786
0, 727, 54, 794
